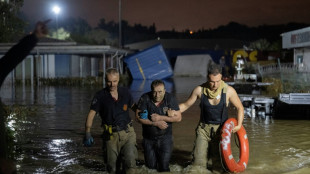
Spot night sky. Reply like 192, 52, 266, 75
21, 0, 310, 31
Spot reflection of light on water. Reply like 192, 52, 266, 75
48, 139, 79, 172
35, 167, 46, 173
51, 159, 78, 173
16, 165, 21, 170
50, 139, 72, 146
7, 113, 17, 131
16, 154, 25, 163
6, 112, 35, 140
48, 139, 72, 158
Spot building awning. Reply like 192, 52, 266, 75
0, 42, 132, 55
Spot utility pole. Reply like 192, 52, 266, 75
118, 0, 122, 48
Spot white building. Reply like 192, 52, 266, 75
0, 40, 131, 86
281, 26, 310, 71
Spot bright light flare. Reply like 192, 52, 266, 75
52, 6, 61, 15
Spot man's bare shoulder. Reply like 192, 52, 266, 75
226, 85, 238, 96
185, 85, 202, 99
193, 85, 203, 93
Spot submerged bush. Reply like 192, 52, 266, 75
2, 104, 37, 159
37, 75, 130, 87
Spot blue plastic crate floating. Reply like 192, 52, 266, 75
124, 44, 173, 80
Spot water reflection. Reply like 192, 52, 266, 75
0, 77, 310, 173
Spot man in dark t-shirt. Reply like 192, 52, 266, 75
135, 80, 182, 172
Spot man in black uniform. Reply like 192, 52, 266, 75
135, 80, 182, 172
84, 68, 137, 174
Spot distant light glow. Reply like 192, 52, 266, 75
189, 30, 193, 35
52, 5, 61, 14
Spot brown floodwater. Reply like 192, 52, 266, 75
1, 77, 310, 174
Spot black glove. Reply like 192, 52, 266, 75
83, 132, 94, 147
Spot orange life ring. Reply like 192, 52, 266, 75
220, 118, 249, 173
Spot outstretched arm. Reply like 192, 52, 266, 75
151, 109, 182, 123
179, 86, 201, 113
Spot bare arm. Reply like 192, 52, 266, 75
85, 110, 96, 133
227, 86, 244, 133
179, 86, 201, 113
151, 109, 182, 123
136, 109, 168, 130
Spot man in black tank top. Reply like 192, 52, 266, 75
179, 63, 244, 173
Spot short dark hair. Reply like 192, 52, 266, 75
208, 63, 222, 76
106, 68, 119, 75
105, 68, 119, 80
151, 80, 165, 91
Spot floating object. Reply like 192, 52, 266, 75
220, 118, 249, 172
124, 44, 173, 80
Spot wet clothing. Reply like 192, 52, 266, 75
193, 123, 222, 169
137, 92, 179, 172
143, 134, 173, 172
200, 88, 228, 124
106, 126, 137, 173
193, 87, 228, 170
90, 87, 137, 173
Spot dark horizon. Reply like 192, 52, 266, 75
21, 0, 310, 32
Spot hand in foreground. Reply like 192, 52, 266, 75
167, 108, 175, 117
153, 121, 168, 130
232, 125, 241, 133
33, 19, 50, 38
151, 113, 162, 122
83, 132, 94, 147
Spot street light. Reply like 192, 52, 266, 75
118, 0, 122, 48
52, 5, 61, 39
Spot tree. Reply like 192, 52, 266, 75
61, 17, 92, 35
249, 39, 271, 51
0, 0, 25, 42
49, 28, 71, 40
